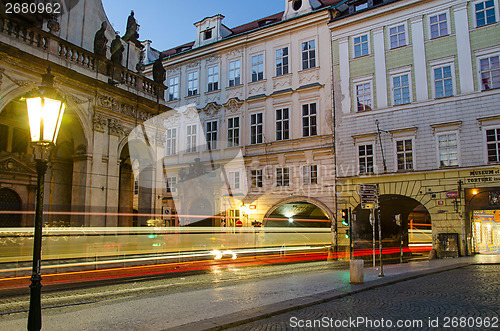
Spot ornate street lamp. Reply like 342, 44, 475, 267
25, 67, 65, 331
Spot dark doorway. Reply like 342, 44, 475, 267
0, 188, 22, 227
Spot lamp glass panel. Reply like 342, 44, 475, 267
26, 97, 42, 142
42, 97, 64, 142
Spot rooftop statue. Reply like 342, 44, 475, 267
152, 54, 166, 84
123, 10, 140, 42
93, 21, 108, 57
110, 34, 124, 65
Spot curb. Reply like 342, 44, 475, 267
163, 262, 471, 331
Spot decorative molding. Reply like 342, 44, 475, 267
93, 112, 107, 132
430, 121, 462, 135
248, 81, 266, 95
224, 97, 243, 113
299, 68, 319, 85
184, 107, 200, 120
108, 118, 125, 137
0, 156, 36, 175
164, 113, 181, 126
226, 48, 242, 58
96, 94, 136, 118
272, 74, 292, 90
205, 55, 220, 64
201, 102, 222, 117
186, 60, 201, 69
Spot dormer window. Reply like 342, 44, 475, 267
348, 0, 371, 14
203, 29, 213, 40
356, 2, 368, 11
293, 0, 303, 11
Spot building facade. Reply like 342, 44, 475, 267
331, 0, 500, 255
143, 0, 341, 234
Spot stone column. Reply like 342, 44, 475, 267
71, 153, 91, 227
106, 119, 122, 227
88, 113, 108, 227
118, 162, 133, 227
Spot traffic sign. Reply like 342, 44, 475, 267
235, 220, 243, 227
359, 184, 378, 209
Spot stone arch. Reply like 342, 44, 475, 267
263, 196, 334, 227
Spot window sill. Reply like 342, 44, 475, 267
249, 79, 266, 85
226, 84, 243, 90
205, 89, 221, 95
273, 73, 292, 79
352, 54, 370, 60
298, 66, 319, 74
185, 94, 199, 100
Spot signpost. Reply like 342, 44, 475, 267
360, 184, 379, 269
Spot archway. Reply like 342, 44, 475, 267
0, 188, 22, 227
186, 197, 213, 226
264, 197, 332, 228
353, 194, 431, 255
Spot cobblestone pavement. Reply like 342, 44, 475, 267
227, 265, 500, 331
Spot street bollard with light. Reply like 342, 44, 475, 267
25, 67, 65, 331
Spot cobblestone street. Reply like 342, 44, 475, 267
228, 265, 500, 331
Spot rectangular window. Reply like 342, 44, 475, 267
359, 144, 374, 174
229, 60, 241, 86
276, 47, 289, 76
429, 13, 448, 39
396, 139, 413, 170
353, 34, 369, 58
166, 176, 177, 193
302, 103, 317, 137
303, 165, 318, 185
226, 209, 240, 227
487, 128, 500, 163
207, 65, 219, 92
186, 124, 197, 153
251, 113, 263, 145
389, 24, 406, 49
187, 71, 198, 97
356, 82, 372, 111
167, 76, 179, 101
275, 108, 290, 141
434, 65, 454, 98
475, 0, 497, 27
227, 117, 240, 147
480, 55, 500, 90
301, 40, 316, 70
206, 120, 217, 150
276, 168, 290, 187
251, 54, 264, 82
251, 169, 263, 188
229, 171, 240, 189
392, 73, 411, 105
438, 133, 458, 167
165, 128, 177, 156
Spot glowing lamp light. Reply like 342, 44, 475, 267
25, 67, 65, 159
288, 218, 294, 223
472, 189, 479, 195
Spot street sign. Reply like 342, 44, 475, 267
235, 220, 243, 227
446, 191, 459, 199
359, 184, 378, 209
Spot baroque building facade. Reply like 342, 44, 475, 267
143, 0, 341, 236
331, 0, 500, 255
0, 0, 167, 228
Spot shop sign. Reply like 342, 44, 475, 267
465, 169, 500, 184
446, 191, 458, 198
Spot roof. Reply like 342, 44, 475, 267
160, 0, 342, 57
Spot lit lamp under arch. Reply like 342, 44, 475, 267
25, 67, 65, 331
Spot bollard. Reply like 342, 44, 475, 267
350, 259, 364, 284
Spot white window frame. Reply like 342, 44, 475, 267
167, 76, 179, 101
353, 75, 373, 112
352, 32, 370, 58
390, 66, 413, 106
275, 108, 290, 141
228, 59, 241, 87
186, 124, 197, 153
436, 131, 460, 168
475, 46, 500, 91
276, 167, 290, 187
427, 10, 450, 39
251, 53, 264, 82
472, 0, 499, 28
206, 120, 218, 150
166, 176, 177, 193
250, 112, 263, 145
430, 57, 456, 99
301, 39, 316, 70
187, 70, 199, 97
251, 169, 263, 188
207, 65, 219, 92
485, 126, 500, 163
275, 46, 289, 76
229, 171, 240, 190
394, 137, 415, 171
165, 128, 177, 156
302, 103, 317, 137
227, 116, 240, 147
357, 143, 375, 175
387, 22, 408, 49
303, 165, 318, 185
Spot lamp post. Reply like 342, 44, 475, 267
25, 67, 65, 331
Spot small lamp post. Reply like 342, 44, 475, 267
25, 67, 65, 331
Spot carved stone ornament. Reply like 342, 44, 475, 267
93, 112, 108, 132
108, 118, 125, 137
201, 102, 222, 117
0, 156, 36, 175
163, 113, 181, 126
97, 94, 135, 118
224, 98, 243, 113
186, 61, 201, 69
299, 68, 319, 85
184, 107, 200, 120
226, 48, 242, 58
205, 55, 220, 64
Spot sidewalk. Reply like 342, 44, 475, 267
0, 255, 498, 331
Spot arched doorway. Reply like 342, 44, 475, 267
186, 198, 213, 226
0, 188, 22, 227
264, 197, 332, 228
353, 194, 431, 255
